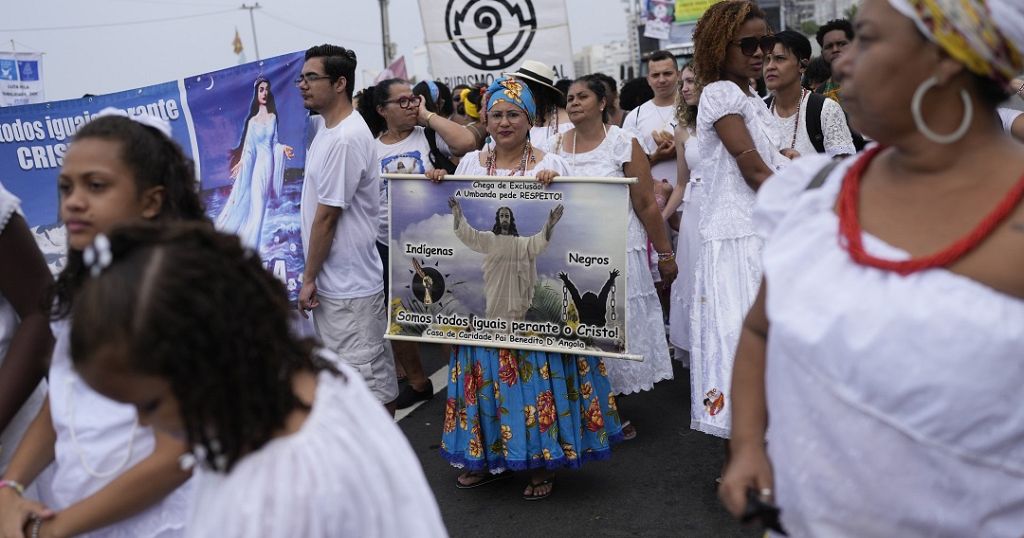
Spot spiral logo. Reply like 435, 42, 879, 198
444, 0, 538, 71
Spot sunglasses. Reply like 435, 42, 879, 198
731, 35, 777, 57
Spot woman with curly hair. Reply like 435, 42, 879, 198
687, 0, 788, 441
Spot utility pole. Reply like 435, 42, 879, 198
379, 0, 394, 66
241, 3, 262, 61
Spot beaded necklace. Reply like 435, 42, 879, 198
772, 88, 806, 150
485, 140, 534, 176
838, 146, 1024, 275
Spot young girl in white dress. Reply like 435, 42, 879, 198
0, 112, 198, 537
68, 223, 448, 538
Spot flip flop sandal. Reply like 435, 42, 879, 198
455, 470, 513, 489
523, 477, 555, 501
621, 420, 637, 441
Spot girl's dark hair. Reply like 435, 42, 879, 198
70, 222, 338, 473
572, 75, 611, 124
356, 78, 407, 138
50, 115, 207, 320
413, 80, 454, 117
229, 77, 277, 170
517, 78, 564, 124
692, 0, 767, 85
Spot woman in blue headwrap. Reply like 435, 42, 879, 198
721, 0, 1024, 535
426, 76, 624, 501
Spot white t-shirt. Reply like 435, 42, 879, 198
624, 100, 679, 185
375, 127, 450, 245
301, 113, 383, 299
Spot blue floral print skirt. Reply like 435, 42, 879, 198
440, 345, 624, 472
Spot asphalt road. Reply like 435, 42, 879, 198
397, 347, 762, 538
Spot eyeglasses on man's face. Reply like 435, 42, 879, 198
731, 35, 777, 57
294, 72, 332, 87
383, 95, 422, 110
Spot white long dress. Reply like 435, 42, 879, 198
187, 365, 447, 538
546, 126, 673, 395
215, 115, 287, 250
46, 322, 192, 537
0, 184, 47, 479
755, 154, 1024, 537
690, 81, 786, 437
668, 131, 704, 353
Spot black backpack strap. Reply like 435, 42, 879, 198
805, 92, 826, 154
806, 159, 842, 190
764, 94, 774, 109
425, 127, 457, 174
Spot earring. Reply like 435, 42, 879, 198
911, 75, 972, 144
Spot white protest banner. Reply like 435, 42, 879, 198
0, 53, 44, 107
418, 0, 574, 87
386, 174, 638, 361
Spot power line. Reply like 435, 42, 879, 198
0, 8, 238, 32
258, 9, 383, 47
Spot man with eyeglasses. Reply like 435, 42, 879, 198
814, 19, 854, 103
296, 44, 399, 415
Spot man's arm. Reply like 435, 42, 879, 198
298, 203, 342, 316
598, 269, 619, 304
558, 272, 582, 308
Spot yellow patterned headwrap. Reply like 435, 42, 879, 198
889, 0, 1024, 83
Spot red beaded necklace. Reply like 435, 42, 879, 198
837, 145, 1024, 276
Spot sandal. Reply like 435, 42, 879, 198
621, 420, 637, 441
523, 477, 555, 501
455, 470, 513, 489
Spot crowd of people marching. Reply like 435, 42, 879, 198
0, 0, 1022, 535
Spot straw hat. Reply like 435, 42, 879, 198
505, 60, 562, 96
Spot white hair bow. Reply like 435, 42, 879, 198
91, 106, 173, 138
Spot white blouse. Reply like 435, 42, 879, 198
187, 366, 447, 538
754, 154, 1024, 537
769, 90, 856, 157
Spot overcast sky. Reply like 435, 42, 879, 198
2, 0, 630, 101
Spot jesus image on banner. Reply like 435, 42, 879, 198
449, 197, 564, 321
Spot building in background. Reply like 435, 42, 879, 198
574, 40, 633, 82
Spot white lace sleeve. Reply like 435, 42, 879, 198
696, 81, 748, 130
611, 127, 637, 167
821, 98, 856, 157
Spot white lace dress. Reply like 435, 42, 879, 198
755, 154, 1024, 537
768, 90, 855, 158
46, 322, 192, 537
546, 126, 673, 395
690, 81, 786, 437
187, 366, 447, 538
668, 130, 703, 353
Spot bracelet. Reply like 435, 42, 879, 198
29, 516, 42, 538
425, 112, 437, 126
0, 479, 25, 496
736, 148, 758, 159
1017, 80, 1024, 96
656, 251, 676, 263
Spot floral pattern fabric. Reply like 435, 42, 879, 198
441, 346, 623, 472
